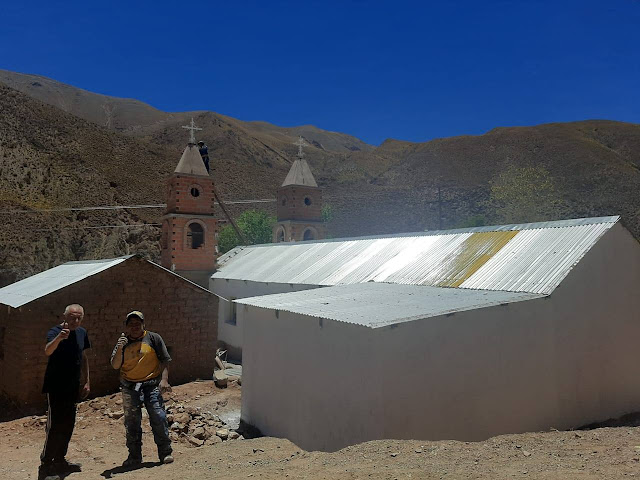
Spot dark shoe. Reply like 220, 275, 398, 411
160, 454, 174, 464
122, 455, 142, 467
38, 463, 61, 480
54, 459, 82, 472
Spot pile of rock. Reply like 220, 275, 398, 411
165, 401, 242, 447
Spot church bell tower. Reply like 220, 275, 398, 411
273, 137, 326, 242
160, 119, 217, 287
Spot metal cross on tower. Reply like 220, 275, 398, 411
182, 118, 202, 144
293, 136, 307, 159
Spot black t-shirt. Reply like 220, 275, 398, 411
42, 325, 91, 394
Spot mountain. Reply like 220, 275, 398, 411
0, 70, 639, 287
0, 69, 372, 154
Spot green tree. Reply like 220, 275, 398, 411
488, 165, 564, 224
321, 204, 334, 223
217, 209, 276, 254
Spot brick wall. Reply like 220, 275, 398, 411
161, 216, 217, 271
0, 257, 218, 413
166, 175, 216, 215
161, 173, 218, 272
273, 221, 327, 242
277, 185, 323, 222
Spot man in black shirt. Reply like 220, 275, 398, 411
39, 304, 91, 480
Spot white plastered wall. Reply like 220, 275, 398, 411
240, 223, 640, 451
210, 277, 320, 354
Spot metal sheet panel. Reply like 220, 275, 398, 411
213, 216, 618, 294
237, 283, 545, 328
0, 257, 131, 308
460, 223, 613, 294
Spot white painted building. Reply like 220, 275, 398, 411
212, 216, 640, 450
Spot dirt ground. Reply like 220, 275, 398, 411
2, 381, 640, 479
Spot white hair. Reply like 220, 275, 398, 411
63, 304, 84, 316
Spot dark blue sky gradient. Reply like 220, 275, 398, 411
1, 0, 639, 145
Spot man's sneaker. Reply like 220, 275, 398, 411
54, 459, 82, 472
161, 454, 174, 464
122, 456, 142, 467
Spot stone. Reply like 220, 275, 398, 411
193, 427, 210, 440
216, 428, 229, 440
173, 412, 191, 424
169, 432, 180, 442
229, 431, 240, 440
186, 406, 201, 415
171, 422, 186, 432
208, 435, 222, 445
108, 410, 124, 419
188, 436, 205, 447
523, 450, 532, 457
390, 452, 399, 457
214, 370, 228, 388
166, 414, 174, 423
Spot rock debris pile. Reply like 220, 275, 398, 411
165, 398, 242, 447
24, 391, 243, 448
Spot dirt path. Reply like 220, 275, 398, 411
2, 381, 640, 479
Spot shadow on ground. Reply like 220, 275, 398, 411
580, 411, 640, 430
100, 462, 160, 478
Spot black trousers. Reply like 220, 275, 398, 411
40, 390, 78, 464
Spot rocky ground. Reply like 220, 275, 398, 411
2, 380, 640, 479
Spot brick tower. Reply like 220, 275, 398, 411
161, 120, 217, 287
273, 137, 326, 242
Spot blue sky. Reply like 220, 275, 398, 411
1, 0, 639, 145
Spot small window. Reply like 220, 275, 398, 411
276, 227, 285, 243
303, 228, 315, 241
190, 187, 200, 197
304, 196, 312, 206
281, 196, 287, 206
226, 298, 237, 325
187, 223, 204, 249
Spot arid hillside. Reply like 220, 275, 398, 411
0, 69, 372, 154
1, 70, 639, 287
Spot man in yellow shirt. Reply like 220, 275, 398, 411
111, 311, 173, 466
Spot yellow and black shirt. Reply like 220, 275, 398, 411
113, 331, 171, 382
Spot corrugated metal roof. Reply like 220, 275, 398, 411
213, 216, 618, 295
0, 256, 214, 309
0, 256, 131, 308
237, 283, 545, 328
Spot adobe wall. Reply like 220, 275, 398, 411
0, 258, 218, 413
